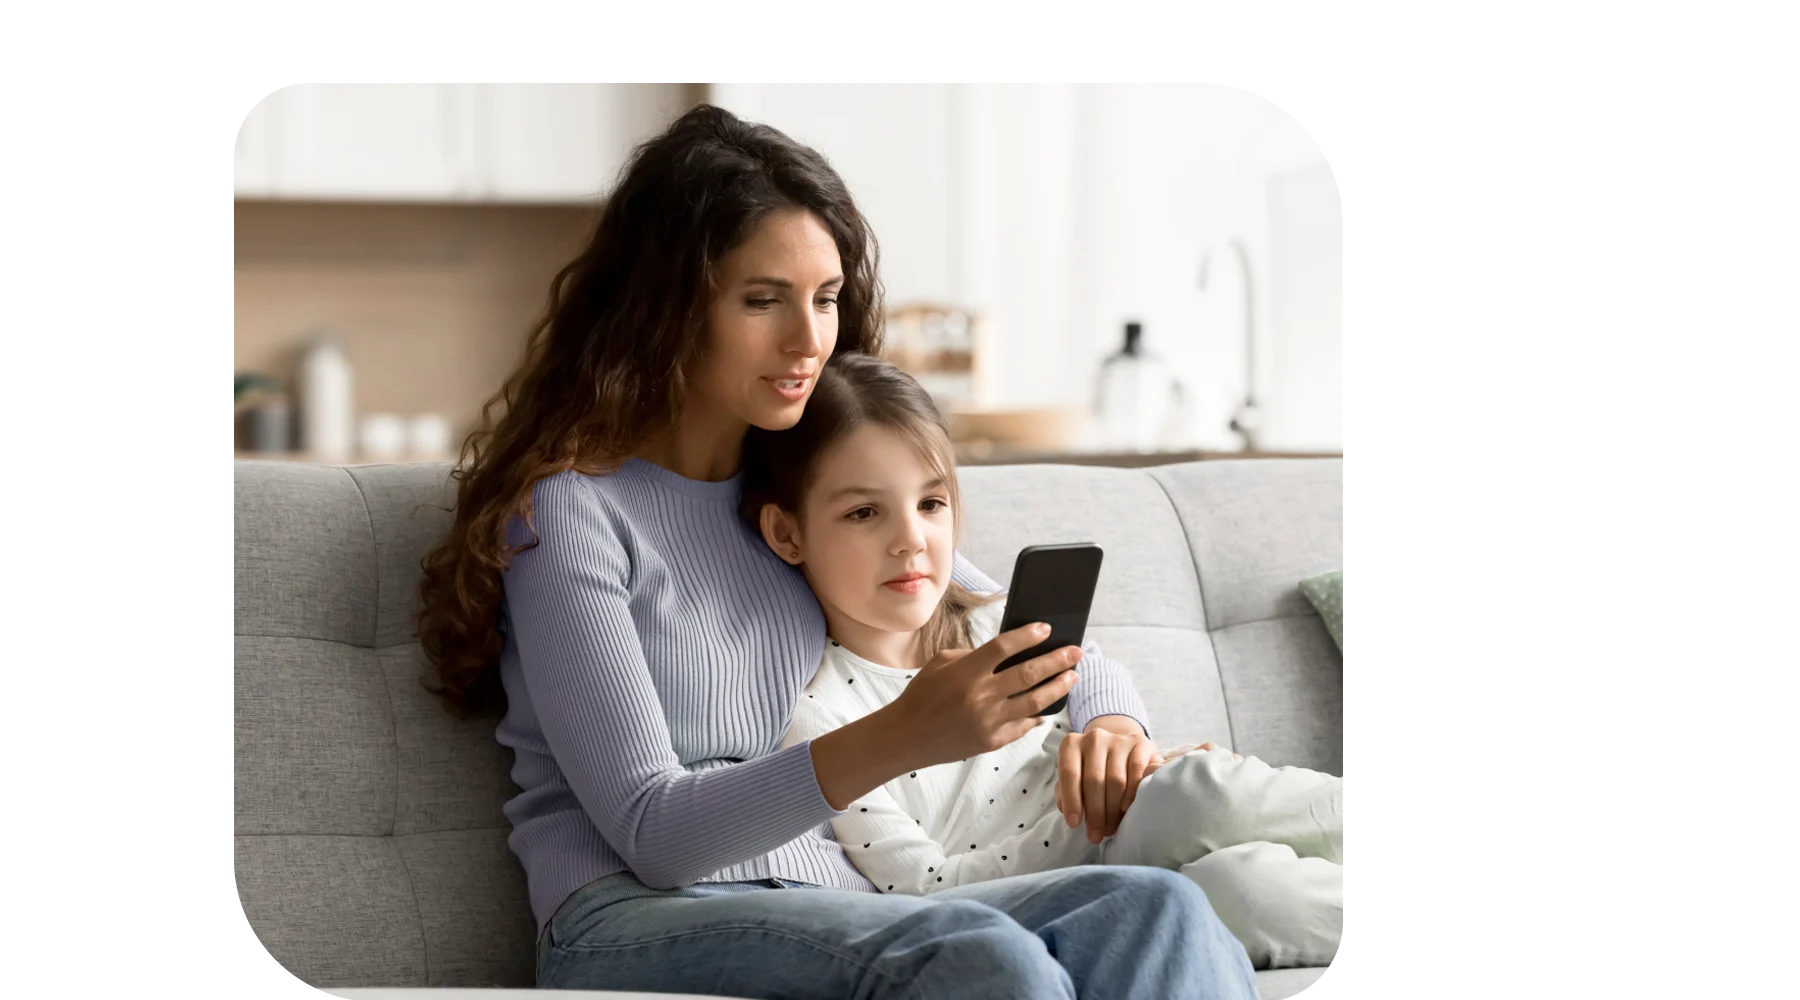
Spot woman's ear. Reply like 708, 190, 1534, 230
759, 503, 805, 565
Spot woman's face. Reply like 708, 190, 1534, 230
693, 209, 844, 433
783, 424, 957, 637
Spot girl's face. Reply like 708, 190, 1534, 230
691, 208, 844, 434
773, 423, 957, 638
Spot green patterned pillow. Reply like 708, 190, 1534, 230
1299, 570, 1343, 651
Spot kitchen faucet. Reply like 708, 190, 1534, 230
1198, 237, 1263, 452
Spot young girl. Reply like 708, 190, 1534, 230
745, 351, 1345, 971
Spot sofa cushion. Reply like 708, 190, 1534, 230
236, 457, 1341, 989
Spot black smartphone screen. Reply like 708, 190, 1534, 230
992, 542, 1104, 716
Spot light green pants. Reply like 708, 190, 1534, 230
1104, 747, 1343, 970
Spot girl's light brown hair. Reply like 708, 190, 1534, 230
416, 104, 886, 717
741, 352, 999, 657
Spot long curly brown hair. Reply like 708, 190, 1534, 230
417, 103, 886, 717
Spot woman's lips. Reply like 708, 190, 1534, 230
764, 376, 810, 402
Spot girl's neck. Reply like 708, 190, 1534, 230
821, 607, 928, 672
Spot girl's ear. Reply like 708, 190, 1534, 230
759, 503, 805, 565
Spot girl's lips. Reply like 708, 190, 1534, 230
883, 576, 928, 593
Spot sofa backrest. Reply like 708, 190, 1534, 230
234, 458, 1341, 988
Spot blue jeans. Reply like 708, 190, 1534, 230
537, 865, 1257, 999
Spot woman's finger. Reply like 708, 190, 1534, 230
1082, 735, 1108, 843
1119, 738, 1156, 816
1056, 734, 1083, 828
1002, 645, 1081, 697
1014, 668, 1078, 719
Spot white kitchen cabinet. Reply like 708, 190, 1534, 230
477, 83, 691, 201
232, 85, 277, 196
234, 83, 691, 203
252, 84, 479, 200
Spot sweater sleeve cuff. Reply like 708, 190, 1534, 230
695, 739, 843, 859
1067, 652, 1152, 738
776, 738, 846, 820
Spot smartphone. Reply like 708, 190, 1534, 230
992, 542, 1104, 716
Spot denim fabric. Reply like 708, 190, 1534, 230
538, 865, 1257, 999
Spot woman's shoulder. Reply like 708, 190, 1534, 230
511, 468, 628, 550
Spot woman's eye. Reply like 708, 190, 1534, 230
816, 297, 838, 309
746, 297, 778, 309
846, 507, 876, 522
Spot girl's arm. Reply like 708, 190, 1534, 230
952, 551, 1151, 737
506, 472, 848, 890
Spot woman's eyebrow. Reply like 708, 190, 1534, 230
742, 274, 845, 288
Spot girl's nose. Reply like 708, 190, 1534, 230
891, 514, 928, 555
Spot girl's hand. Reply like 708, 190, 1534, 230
882, 622, 1082, 771
1056, 716, 1156, 844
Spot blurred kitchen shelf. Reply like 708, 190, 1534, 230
953, 447, 1342, 468
241, 449, 1340, 469
235, 452, 454, 466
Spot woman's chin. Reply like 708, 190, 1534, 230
748, 402, 806, 432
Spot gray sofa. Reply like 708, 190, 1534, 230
236, 458, 1342, 1000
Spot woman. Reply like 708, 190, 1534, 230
417, 103, 1257, 1000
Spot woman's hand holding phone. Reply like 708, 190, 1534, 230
883, 622, 1082, 772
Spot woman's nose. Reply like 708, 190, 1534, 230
785, 306, 826, 358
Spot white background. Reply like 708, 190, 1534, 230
6, 1, 1799, 998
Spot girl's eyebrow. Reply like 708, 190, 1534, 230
824, 478, 945, 504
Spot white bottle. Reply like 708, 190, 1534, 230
1094, 321, 1179, 452
299, 331, 355, 463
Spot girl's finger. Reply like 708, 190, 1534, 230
1082, 736, 1107, 843
1120, 738, 1156, 816
1103, 740, 1128, 837
1056, 734, 1083, 828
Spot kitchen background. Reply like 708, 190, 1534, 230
234, 83, 1341, 467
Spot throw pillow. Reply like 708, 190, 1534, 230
1299, 570, 1342, 651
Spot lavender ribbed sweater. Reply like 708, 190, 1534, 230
495, 458, 1150, 932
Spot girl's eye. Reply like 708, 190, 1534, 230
846, 506, 876, 522
920, 498, 949, 513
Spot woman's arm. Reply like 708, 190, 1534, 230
784, 700, 1064, 895
829, 782, 1070, 895
951, 551, 1151, 736
505, 473, 843, 889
